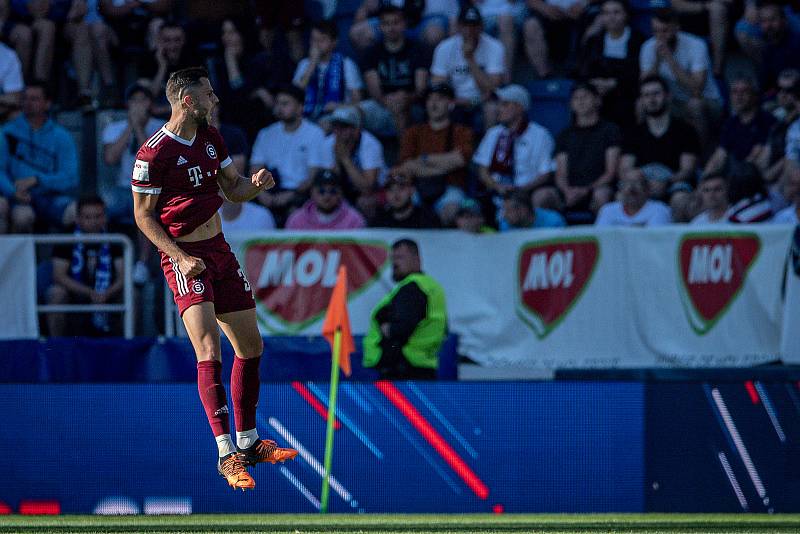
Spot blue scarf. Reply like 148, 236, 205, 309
304, 53, 345, 119
70, 230, 113, 332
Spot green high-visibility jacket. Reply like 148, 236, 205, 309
362, 273, 447, 369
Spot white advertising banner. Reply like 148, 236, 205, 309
227, 225, 794, 371
0, 236, 38, 339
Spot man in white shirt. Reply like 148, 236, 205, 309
774, 160, 800, 224
595, 168, 672, 226
250, 85, 328, 219
691, 173, 731, 224
219, 200, 276, 233
473, 84, 555, 204
431, 5, 505, 125
640, 8, 721, 143
293, 19, 363, 121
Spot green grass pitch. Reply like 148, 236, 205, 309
2, 514, 800, 534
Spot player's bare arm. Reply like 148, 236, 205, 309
133, 191, 206, 278
218, 165, 275, 203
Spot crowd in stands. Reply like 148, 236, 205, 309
0, 0, 799, 333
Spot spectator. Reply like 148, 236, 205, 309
554, 82, 621, 217
399, 83, 474, 225
371, 171, 441, 228
475, 0, 526, 81
621, 76, 701, 204
99, 0, 173, 60
359, 2, 430, 136
0, 0, 31, 83
4, 83, 78, 232
704, 77, 776, 177
595, 168, 672, 226
754, 1, 800, 93
206, 19, 260, 128
757, 70, 800, 184
12, 0, 54, 84
219, 199, 276, 233
430, 5, 505, 127
46, 196, 124, 337
253, 0, 305, 64
68, 0, 117, 107
455, 197, 495, 233
671, 0, 731, 77
691, 173, 730, 224
499, 190, 566, 230
249, 85, 327, 222
639, 9, 721, 142
524, 0, 588, 78
350, 0, 456, 52
140, 22, 198, 116
318, 106, 386, 210
726, 161, 773, 223
293, 19, 363, 121
363, 238, 447, 380
773, 159, 800, 224
285, 169, 366, 230
577, 0, 646, 128
473, 84, 555, 207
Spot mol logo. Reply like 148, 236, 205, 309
243, 239, 389, 332
516, 238, 599, 338
678, 233, 760, 335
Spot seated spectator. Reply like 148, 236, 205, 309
0, 0, 31, 83
473, 84, 555, 208
455, 197, 495, 233
740, 1, 800, 93
524, 0, 588, 78
553, 82, 621, 217
757, 71, 800, 184
0, 37, 23, 121
285, 169, 366, 230
475, 0, 526, 82
671, 0, 731, 77
350, 0, 456, 52
293, 19, 363, 121
359, 3, 430, 136
12, 0, 54, 84
99, 0, 173, 60
691, 173, 730, 224
371, 171, 441, 228
65, 0, 117, 107
139, 21, 199, 116
430, 5, 505, 127
577, 0, 646, 128
640, 9, 721, 143
621, 76, 701, 204
773, 159, 800, 224
318, 106, 386, 210
726, 162, 773, 223
595, 168, 672, 226
703, 77, 776, 177
499, 190, 566, 231
46, 196, 124, 337
399, 83, 474, 226
219, 199, 276, 232
252, 0, 305, 64
249, 85, 327, 222
4, 83, 78, 232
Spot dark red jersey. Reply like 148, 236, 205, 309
131, 125, 232, 237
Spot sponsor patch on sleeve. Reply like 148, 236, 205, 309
133, 159, 150, 183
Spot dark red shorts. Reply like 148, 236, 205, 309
160, 233, 255, 316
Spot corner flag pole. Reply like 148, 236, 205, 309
320, 327, 342, 514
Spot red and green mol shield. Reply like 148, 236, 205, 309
242, 238, 389, 333
678, 233, 760, 335
516, 238, 600, 339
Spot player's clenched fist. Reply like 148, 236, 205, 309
178, 255, 207, 279
251, 168, 275, 191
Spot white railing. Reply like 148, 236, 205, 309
33, 234, 135, 338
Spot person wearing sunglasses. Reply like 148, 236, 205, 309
285, 169, 366, 230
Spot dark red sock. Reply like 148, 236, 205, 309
231, 355, 261, 432
197, 360, 230, 437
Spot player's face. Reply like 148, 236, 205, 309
186, 78, 218, 127
77, 204, 107, 233
391, 245, 420, 281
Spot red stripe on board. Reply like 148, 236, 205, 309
0, 502, 10, 515
19, 500, 60, 515
375, 380, 489, 500
745, 381, 760, 404
291, 381, 341, 430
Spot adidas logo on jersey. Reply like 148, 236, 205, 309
177, 156, 188, 166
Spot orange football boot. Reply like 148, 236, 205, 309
238, 439, 298, 466
217, 453, 255, 491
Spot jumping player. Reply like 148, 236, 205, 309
132, 67, 297, 491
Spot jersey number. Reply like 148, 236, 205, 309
237, 269, 251, 293
187, 166, 203, 187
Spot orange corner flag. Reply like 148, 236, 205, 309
322, 265, 354, 376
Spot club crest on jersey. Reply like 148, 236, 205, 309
206, 143, 217, 159
192, 280, 205, 294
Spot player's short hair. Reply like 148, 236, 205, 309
640, 74, 670, 94
311, 19, 338, 39
166, 66, 209, 104
77, 195, 106, 213
392, 239, 420, 256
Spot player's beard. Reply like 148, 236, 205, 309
192, 108, 210, 128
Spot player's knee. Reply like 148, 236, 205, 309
239, 337, 264, 359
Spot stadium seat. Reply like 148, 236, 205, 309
526, 78, 574, 137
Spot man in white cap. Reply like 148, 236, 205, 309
473, 84, 555, 208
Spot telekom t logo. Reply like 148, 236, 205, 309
187, 166, 203, 187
